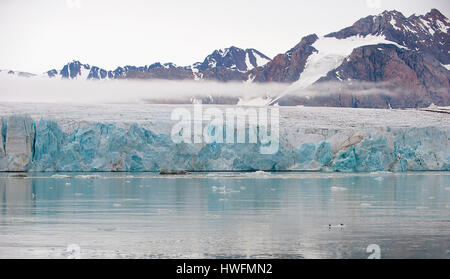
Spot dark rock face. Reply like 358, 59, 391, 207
284, 44, 450, 108
46, 69, 58, 78
120, 63, 194, 80
250, 34, 319, 82
192, 47, 271, 82
47, 61, 91, 79
273, 9, 449, 108
194, 47, 270, 72
199, 66, 248, 82
60, 60, 90, 79
326, 9, 450, 64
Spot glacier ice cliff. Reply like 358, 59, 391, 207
0, 104, 448, 172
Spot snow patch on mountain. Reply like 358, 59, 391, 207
390, 17, 401, 31
245, 53, 252, 70
251, 50, 271, 68
78, 66, 91, 80
436, 19, 449, 33
419, 18, 436, 35
281, 34, 406, 96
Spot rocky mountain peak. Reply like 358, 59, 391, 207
51, 60, 91, 79
423, 8, 448, 22
194, 46, 271, 72
324, 9, 449, 64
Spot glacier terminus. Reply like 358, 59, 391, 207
0, 103, 448, 172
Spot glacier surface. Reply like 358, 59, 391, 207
0, 103, 448, 172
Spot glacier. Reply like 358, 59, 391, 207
0, 103, 448, 172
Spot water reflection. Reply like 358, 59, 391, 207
0, 172, 448, 258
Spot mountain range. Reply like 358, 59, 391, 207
42, 46, 272, 82
1, 8, 449, 108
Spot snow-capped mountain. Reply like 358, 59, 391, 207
0, 69, 35, 78
194, 46, 271, 72
2, 9, 449, 108
190, 46, 271, 82
248, 34, 319, 83
326, 9, 449, 64
254, 9, 449, 82
44, 46, 271, 82
46, 61, 194, 80
250, 9, 450, 108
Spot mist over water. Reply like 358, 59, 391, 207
1, 75, 446, 108
0, 75, 411, 105
0, 76, 288, 104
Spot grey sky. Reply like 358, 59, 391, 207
0, 0, 448, 73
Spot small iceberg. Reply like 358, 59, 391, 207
159, 169, 190, 175
97, 227, 116, 232
51, 174, 71, 179
246, 170, 272, 178
331, 186, 347, 192
74, 174, 101, 179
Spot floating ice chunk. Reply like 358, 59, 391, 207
331, 186, 347, 191
248, 171, 272, 177
74, 174, 102, 179
97, 227, 116, 232
212, 185, 226, 192
51, 174, 71, 179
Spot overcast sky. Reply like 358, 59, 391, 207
0, 0, 448, 73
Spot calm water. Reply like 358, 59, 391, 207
0, 172, 449, 259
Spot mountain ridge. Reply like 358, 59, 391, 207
2, 9, 449, 108
42, 46, 271, 82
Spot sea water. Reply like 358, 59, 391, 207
0, 172, 448, 258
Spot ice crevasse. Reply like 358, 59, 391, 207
0, 107, 448, 172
